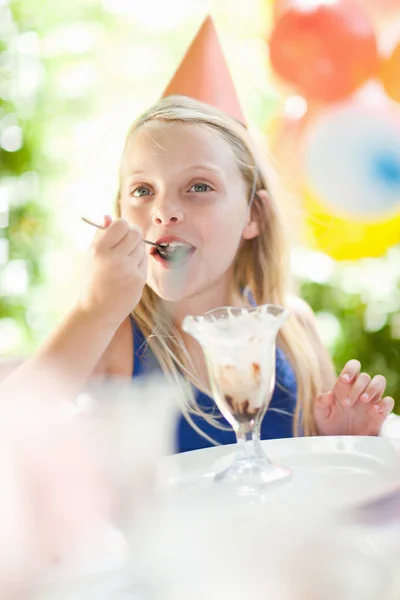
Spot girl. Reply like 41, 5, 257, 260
2, 95, 394, 451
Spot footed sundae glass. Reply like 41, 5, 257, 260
182, 304, 291, 491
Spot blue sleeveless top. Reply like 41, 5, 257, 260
131, 320, 297, 453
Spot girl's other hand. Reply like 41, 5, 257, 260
313, 359, 394, 436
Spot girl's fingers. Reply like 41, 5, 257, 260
129, 241, 146, 271
113, 228, 142, 256
369, 396, 394, 418
313, 392, 335, 420
359, 374, 387, 404
137, 253, 148, 278
332, 360, 361, 400
102, 215, 113, 228
94, 219, 130, 251
345, 372, 371, 407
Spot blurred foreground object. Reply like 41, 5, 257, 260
140, 490, 398, 600
0, 373, 177, 597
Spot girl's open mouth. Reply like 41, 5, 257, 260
150, 238, 195, 267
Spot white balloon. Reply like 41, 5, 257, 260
301, 102, 400, 218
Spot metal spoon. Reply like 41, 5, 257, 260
81, 216, 171, 259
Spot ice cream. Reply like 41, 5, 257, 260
216, 362, 274, 423
182, 305, 287, 426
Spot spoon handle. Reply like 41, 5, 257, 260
81, 217, 156, 247
81, 216, 105, 229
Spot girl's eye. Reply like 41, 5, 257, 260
189, 183, 212, 193
131, 186, 152, 197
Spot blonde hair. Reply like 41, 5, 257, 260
116, 95, 322, 439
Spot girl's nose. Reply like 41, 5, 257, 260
151, 204, 184, 226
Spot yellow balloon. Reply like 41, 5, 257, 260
302, 192, 400, 260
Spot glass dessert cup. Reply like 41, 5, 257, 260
182, 305, 291, 492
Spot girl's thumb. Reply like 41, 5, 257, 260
102, 215, 113, 228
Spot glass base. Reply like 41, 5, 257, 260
214, 456, 291, 495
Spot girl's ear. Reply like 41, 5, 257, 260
242, 189, 268, 240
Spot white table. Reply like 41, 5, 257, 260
155, 436, 400, 600
163, 435, 400, 509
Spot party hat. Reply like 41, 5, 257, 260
162, 15, 246, 125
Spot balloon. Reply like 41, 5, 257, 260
380, 42, 400, 103
302, 192, 400, 260
269, 0, 379, 102
273, 0, 400, 31
271, 0, 400, 24
300, 99, 400, 217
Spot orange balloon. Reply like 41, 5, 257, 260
380, 42, 400, 103
269, 0, 379, 102
272, 0, 400, 25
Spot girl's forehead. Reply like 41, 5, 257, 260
122, 121, 238, 175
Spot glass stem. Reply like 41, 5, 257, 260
235, 423, 268, 462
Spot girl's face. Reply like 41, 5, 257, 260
119, 122, 259, 304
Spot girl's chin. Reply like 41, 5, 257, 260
146, 276, 194, 304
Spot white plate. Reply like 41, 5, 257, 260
161, 436, 400, 511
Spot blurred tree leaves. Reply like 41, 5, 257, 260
300, 272, 400, 409
0, 0, 119, 352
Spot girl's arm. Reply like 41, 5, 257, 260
0, 307, 120, 402
0, 218, 147, 403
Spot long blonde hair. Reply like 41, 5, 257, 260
116, 95, 322, 438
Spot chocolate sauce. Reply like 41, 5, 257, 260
224, 394, 262, 423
